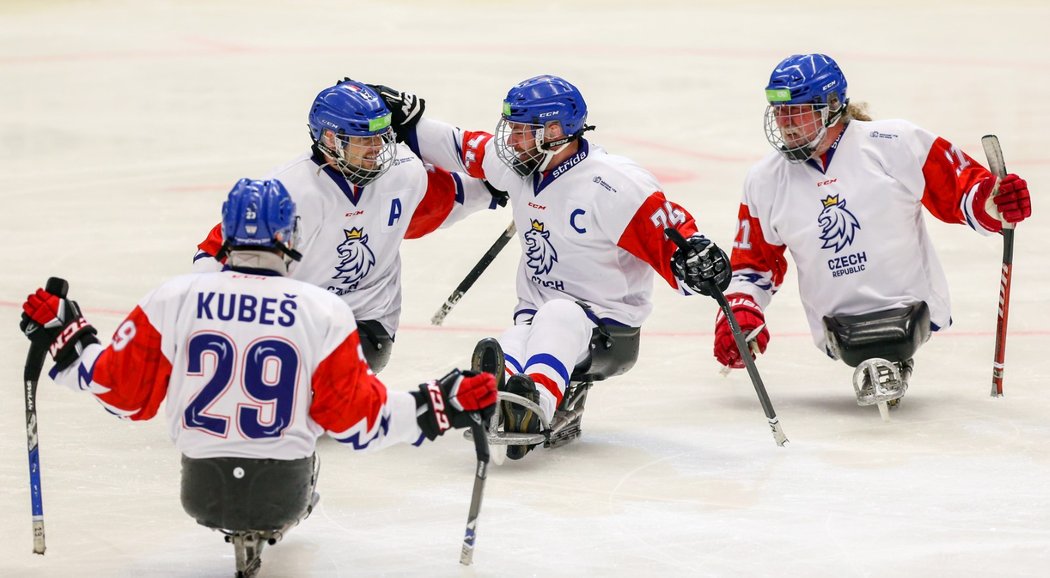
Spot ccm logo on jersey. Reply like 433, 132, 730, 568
817, 178, 838, 187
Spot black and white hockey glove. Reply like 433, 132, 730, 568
361, 82, 425, 142
411, 370, 497, 441
670, 234, 731, 297
21, 287, 99, 372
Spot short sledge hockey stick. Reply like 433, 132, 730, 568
665, 229, 788, 446
23, 276, 68, 554
459, 414, 491, 565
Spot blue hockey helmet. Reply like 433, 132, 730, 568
308, 80, 397, 185
495, 75, 592, 176
763, 54, 849, 162
309, 80, 393, 140
221, 178, 301, 261
502, 75, 589, 137
765, 53, 848, 109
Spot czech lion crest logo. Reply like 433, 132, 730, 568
524, 219, 558, 275
332, 227, 376, 289
817, 195, 860, 253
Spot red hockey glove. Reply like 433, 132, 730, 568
412, 370, 497, 440
713, 293, 769, 369
20, 288, 99, 372
994, 174, 1031, 224
974, 174, 1032, 233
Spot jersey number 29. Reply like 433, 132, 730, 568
183, 333, 299, 439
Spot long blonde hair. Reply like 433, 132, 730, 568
845, 101, 871, 121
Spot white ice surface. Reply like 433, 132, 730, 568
2, 1, 1048, 576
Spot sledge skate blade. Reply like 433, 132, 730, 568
464, 428, 546, 446
877, 402, 890, 422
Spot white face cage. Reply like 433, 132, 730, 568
322, 128, 397, 186
495, 118, 546, 177
494, 118, 573, 178
763, 103, 833, 163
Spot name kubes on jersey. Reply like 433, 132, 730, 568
195, 289, 298, 327
63, 272, 425, 460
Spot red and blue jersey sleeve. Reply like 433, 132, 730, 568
309, 330, 402, 449
458, 130, 494, 180
918, 136, 995, 232
616, 192, 699, 289
405, 165, 460, 239
194, 222, 226, 267
195, 223, 223, 260
727, 202, 788, 304
89, 306, 173, 420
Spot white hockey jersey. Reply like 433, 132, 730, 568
52, 268, 424, 460
193, 144, 499, 335
728, 119, 997, 351
410, 118, 702, 327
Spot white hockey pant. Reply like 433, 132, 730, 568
499, 299, 593, 422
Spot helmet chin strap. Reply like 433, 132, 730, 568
534, 125, 587, 172
536, 141, 572, 172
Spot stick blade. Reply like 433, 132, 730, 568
460, 542, 475, 566
769, 418, 789, 447
32, 519, 46, 555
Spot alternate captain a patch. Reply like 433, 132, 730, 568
817, 195, 860, 253
330, 227, 376, 293
524, 219, 558, 275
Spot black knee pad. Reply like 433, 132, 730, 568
823, 302, 931, 368
181, 454, 315, 532
572, 326, 641, 382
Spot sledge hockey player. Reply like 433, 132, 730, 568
20, 178, 497, 576
371, 75, 731, 460
717, 53, 1032, 410
192, 80, 505, 373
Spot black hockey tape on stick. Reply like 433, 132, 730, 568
24, 276, 67, 554
664, 228, 788, 447
432, 221, 516, 326
982, 134, 1013, 398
